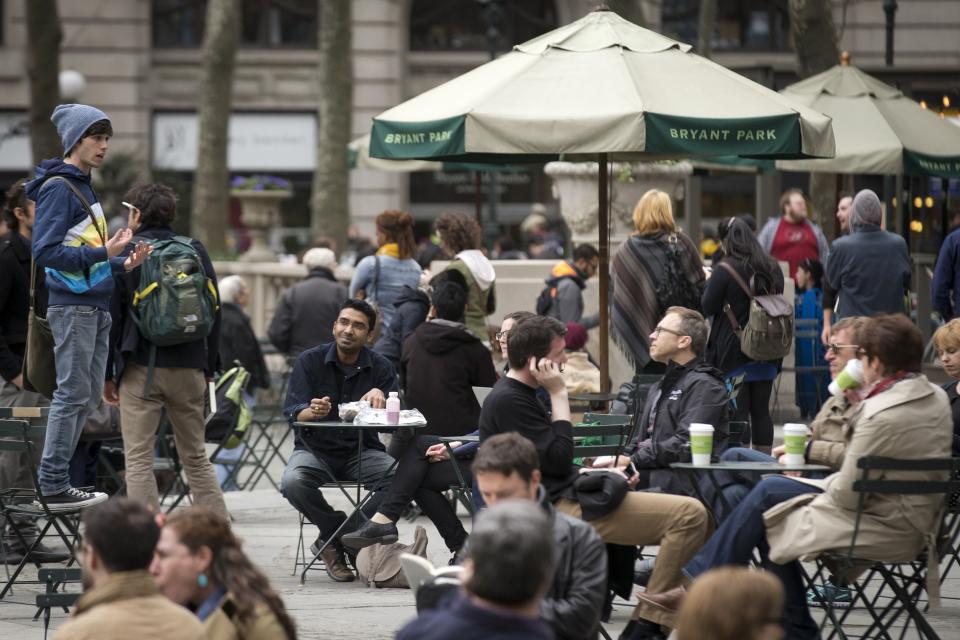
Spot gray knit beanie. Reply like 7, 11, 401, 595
849, 189, 883, 231
51, 103, 111, 155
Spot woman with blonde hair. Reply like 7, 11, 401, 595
612, 189, 705, 373
150, 508, 296, 640
933, 318, 960, 455
674, 567, 784, 640
349, 210, 422, 329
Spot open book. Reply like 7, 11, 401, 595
399, 553, 463, 596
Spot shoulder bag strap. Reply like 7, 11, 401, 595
28, 257, 40, 312
373, 254, 381, 300
717, 261, 754, 333
43, 176, 107, 245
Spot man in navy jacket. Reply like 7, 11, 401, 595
281, 298, 397, 582
934, 225, 960, 321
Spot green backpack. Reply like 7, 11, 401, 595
131, 236, 219, 392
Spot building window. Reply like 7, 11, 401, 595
153, 0, 317, 48
409, 0, 557, 52
662, 0, 791, 52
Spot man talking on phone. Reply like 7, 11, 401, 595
479, 316, 711, 640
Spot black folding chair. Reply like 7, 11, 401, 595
34, 567, 82, 639
806, 456, 960, 640
0, 419, 83, 600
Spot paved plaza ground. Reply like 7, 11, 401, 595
2, 395, 960, 638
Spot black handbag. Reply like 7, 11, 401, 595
21, 257, 56, 399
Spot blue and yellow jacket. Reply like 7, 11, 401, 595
26, 159, 124, 310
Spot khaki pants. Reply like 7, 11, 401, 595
119, 363, 227, 517
556, 491, 711, 627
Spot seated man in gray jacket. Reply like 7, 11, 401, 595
591, 307, 730, 497
474, 432, 607, 640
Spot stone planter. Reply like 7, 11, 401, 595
231, 190, 292, 262
544, 161, 693, 255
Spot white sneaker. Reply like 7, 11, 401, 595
36, 487, 108, 512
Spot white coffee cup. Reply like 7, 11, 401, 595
782, 423, 810, 466
689, 423, 715, 466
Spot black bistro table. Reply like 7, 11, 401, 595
293, 419, 426, 582
671, 460, 831, 525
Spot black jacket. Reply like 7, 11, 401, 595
824, 225, 910, 318
539, 486, 607, 640
701, 256, 784, 374
283, 341, 398, 457
399, 319, 497, 437
220, 302, 269, 390
0, 232, 46, 383
107, 225, 221, 383
480, 377, 577, 499
374, 285, 430, 368
267, 267, 347, 358
627, 357, 730, 496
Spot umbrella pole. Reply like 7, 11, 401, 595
598, 153, 610, 393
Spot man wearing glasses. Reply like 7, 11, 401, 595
591, 307, 730, 498
281, 298, 397, 583
714, 316, 866, 516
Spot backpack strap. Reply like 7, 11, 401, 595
718, 262, 753, 333
373, 254, 381, 301
43, 176, 106, 245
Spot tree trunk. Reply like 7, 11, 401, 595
697, 0, 716, 58
311, 1, 353, 250
25, 0, 62, 165
605, 0, 645, 27
190, 0, 240, 255
790, 0, 840, 238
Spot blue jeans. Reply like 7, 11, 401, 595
702, 447, 777, 519
684, 475, 823, 639
38, 305, 111, 495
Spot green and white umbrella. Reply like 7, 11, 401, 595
348, 134, 442, 172
777, 61, 960, 178
368, 8, 835, 388
370, 11, 834, 162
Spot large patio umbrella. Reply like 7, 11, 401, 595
777, 58, 960, 178
369, 8, 835, 389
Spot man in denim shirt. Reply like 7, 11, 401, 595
281, 298, 397, 582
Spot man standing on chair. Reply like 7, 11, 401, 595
26, 104, 150, 511
282, 298, 397, 583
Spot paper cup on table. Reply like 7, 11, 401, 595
689, 423, 714, 466
782, 423, 810, 466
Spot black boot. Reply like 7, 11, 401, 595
341, 520, 399, 550
619, 619, 666, 640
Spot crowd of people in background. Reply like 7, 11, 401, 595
1, 100, 959, 640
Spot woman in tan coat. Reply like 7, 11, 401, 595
638, 314, 952, 640
150, 508, 296, 640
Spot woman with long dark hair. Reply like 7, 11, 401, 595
151, 508, 296, 640
702, 217, 784, 453
349, 210, 422, 330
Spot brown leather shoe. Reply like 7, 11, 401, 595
314, 539, 355, 582
635, 586, 687, 613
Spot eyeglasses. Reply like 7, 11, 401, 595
496, 330, 509, 341
652, 326, 687, 338
827, 343, 859, 355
